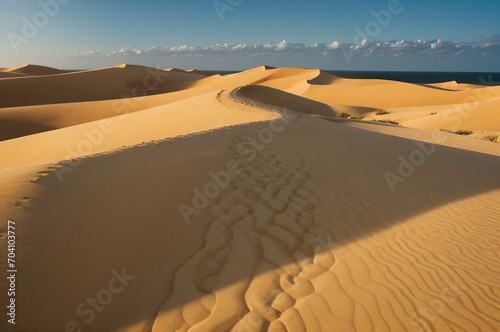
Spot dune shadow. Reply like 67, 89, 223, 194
239, 85, 337, 117
0, 119, 55, 141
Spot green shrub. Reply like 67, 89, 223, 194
375, 109, 389, 115
440, 129, 473, 136
336, 112, 351, 118
454, 130, 473, 135
377, 119, 399, 125
487, 135, 498, 142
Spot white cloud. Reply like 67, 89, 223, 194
69, 35, 500, 57
69, 50, 105, 57
328, 41, 341, 49
63, 35, 500, 71
275, 40, 289, 51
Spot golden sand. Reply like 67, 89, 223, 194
0, 65, 499, 331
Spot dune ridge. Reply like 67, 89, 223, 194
0, 65, 499, 332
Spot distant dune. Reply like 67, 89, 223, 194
0, 65, 499, 332
1, 64, 68, 76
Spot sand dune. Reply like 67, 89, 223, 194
1, 65, 499, 332
1, 64, 68, 76
295, 72, 500, 110
0, 66, 306, 141
385, 95, 500, 132
165, 68, 209, 76
0, 64, 207, 108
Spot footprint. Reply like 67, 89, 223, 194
14, 196, 31, 207
29, 177, 40, 183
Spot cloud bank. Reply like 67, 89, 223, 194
64, 36, 500, 71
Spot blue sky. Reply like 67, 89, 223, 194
1, 0, 500, 70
